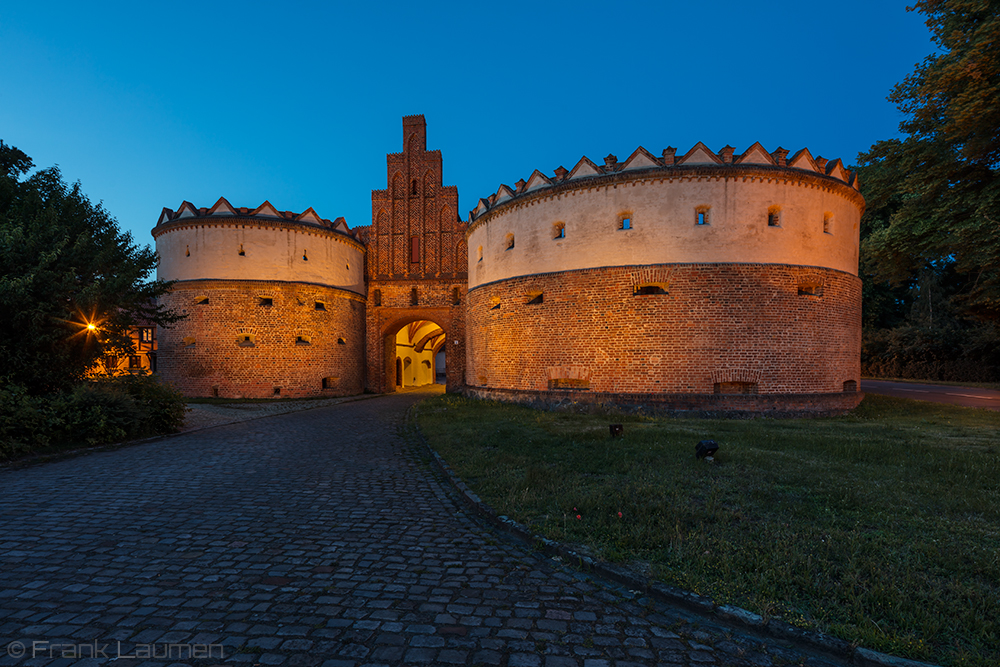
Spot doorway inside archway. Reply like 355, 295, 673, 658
392, 320, 446, 389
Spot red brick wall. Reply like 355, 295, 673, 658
158, 280, 365, 398
364, 115, 469, 393
466, 263, 861, 399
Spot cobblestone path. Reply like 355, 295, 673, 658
0, 388, 842, 667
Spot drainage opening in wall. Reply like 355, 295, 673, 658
714, 381, 758, 394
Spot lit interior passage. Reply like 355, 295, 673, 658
394, 320, 446, 387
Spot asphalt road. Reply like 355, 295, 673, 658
861, 379, 1000, 410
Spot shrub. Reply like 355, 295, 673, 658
0, 374, 187, 461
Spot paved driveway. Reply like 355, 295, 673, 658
862, 379, 1000, 410
0, 388, 840, 667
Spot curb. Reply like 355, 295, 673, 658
406, 406, 940, 667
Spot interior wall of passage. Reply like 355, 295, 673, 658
394, 321, 442, 387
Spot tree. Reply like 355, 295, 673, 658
857, 0, 1000, 320
0, 141, 181, 393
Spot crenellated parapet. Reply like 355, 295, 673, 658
468, 142, 859, 223
153, 197, 356, 240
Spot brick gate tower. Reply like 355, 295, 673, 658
361, 115, 467, 393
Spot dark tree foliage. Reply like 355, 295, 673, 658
0, 141, 181, 393
857, 0, 1000, 321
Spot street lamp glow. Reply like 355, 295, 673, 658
86, 323, 96, 332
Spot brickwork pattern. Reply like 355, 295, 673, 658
0, 389, 843, 667
364, 115, 469, 394
158, 280, 365, 398
466, 264, 861, 399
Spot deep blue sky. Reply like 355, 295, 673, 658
1, 1, 934, 250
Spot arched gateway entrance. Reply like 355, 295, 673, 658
369, 307, 464, 394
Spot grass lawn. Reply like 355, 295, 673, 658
415, 393, 1000, 666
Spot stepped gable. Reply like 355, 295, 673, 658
153, 199, 349, 233
468, 141, 859, 221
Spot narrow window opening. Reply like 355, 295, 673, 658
259, 297, 273, 307
211, 385, 219, 397
239, 244, 245, 256
296, 335, 311, 345
506, 233, 515, 250
768, 206, 782, 227
302, 250, 308, 261
373, 289, 382, 306
714, 381, 758, 394
314, 301, 326, 311
196, 297, 209, 305
452, 287, 461, 305
185, 245, 190, 257
527, 292, 544, 305
273, 387, 281, 396
410, 236, 420, 263
823, 212, 833, 234
620, 217, 631, 230
410, 287, 419, 306
337, 337, 346, 345
322, 377, 338, 389
183, 337, 196, 348
695, 206, 711, 225
798, 283, 823, 297
237, 334, 255, 348
634, 284, 667, 296
477, 245, 483, 262
411, 179, 418, 195
490, 297, 501, 310
553, 222, 565, 239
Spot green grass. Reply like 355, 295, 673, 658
415, 394, 1000, 666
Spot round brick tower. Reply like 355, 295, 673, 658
153, 198, 366, 398
464, 143, 865, 416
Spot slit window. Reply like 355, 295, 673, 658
296, 335, 311, 345
823, 212, 833, 234
273, 387, 281, 396
695, 206, 711, 225
798, 283, 823, 297
634, 284, 667, 296
302, 250, 308, 261
195, 296, 209, 305
411, 179, 418, 196
768, 206, 782, 227
410, 236, 420, 263
239, 244, 245, 256
452, 287, 461, 305
553, 222, 565, 239
373, 289, 382, 306
526, 292, 543, 305
410, 287, 419, 306
314, 301, 326, 311
490, 297, 501, 310
505, 233, 515, 250
259, 297, 273, 307
185, 245, 190, 257
212, 386, 219, 397
714, 381, 758, 394
183, 337, 196, 347
337, 337, 346, 345
477, 245, 483, 262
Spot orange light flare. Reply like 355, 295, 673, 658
61, 311, 103, 338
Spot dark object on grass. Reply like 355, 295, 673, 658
696, 440, 719, 459
610, 424, 624, 438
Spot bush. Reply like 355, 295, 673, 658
862, 323, 1000, 382
0, 374, 187, 462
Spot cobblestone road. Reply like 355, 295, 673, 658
0, 388, 843, 667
